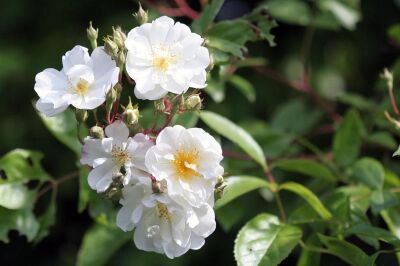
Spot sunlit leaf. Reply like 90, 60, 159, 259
280, 182, 332, 220
200, 111, 268, 170
234, 213, 302, 266
215, 176, 271, 209
272, 159, 335, 182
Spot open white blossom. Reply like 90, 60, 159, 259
80, 120, 153, 193
145, 125, 223, 208
34, 45, 119, 116
125, 16, 210, 100
117, 176, 216, 259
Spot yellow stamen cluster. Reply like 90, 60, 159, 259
111, 146, 131, 166
73, 79, 90, 96
152, 55, 176, 72
172, 149, 200, 181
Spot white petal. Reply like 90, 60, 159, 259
87, 160, 117, 192
91, 47, 119, 78
62, 45, 90, 72
105, 120, 129, 146
35, 99, 69, 117
80, 137, 113, 167
34, 68, 69, 98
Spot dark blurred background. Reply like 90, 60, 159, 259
1, 0, 400, 265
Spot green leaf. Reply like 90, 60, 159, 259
280, 182, 332, 220
191, 0, 225, 33
317, 0, 361, 30
228, 75, 256, 102
270, 99, 322, 135
333, 110, 364, 167
206, 36, 244, 58
215, 176, 271, 209
0, 182, 29, 209
173, 112, 199, 128
0, 207, 39, 243
318, 234, 371, 266
349, 158, 384, 190
78, 166, 91, 213
234, 213, 302, 266
0, 149, 51, 182
370, 189, 399, 214
35, 200, 56, 243
337, 93, 375, 111
38, 108, 82, 154
272, 159, 335, 182
366, 132, 397, 150
381, 207, 400, 262
297, 235, 321, 266
268, 0, 312, 26
207, 20, 255, 46
388, 23, 400, 44
199, 111, 267, 170
345, 223, 400, 248
77, 223, 131, 266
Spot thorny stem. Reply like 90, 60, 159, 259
36, 170, 80, 201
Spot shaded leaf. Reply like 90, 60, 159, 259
272, 159, 335, 182
38, 109, 82, 154
318, 234, 370, 266
191, 0, 225, 33
78, 166, 91, 213
228, 75, 256, 102
345, 223, 400, 248
333, 110, 364, 167
77, 223, 131, 266
349, 158, 384, 190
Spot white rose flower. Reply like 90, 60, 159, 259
145, 125, 224, 208
34, 45, 119, 116
116, 177, 216, 259
125, 16, 210, 100
80, 120, 153, 193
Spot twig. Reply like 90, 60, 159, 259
36, 170, 80, 200
142, 0, 199, 20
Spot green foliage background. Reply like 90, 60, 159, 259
1, 0, 400, 265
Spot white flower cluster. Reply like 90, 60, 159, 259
81, 122, 223, 258
34, 16, 209, 116
34, 15, 224, 258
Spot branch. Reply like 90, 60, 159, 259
36, 170, 80, 200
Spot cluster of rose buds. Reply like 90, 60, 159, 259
34, 13, 224, 258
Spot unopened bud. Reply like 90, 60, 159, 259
154, 100, 166, 113
134, 3, 148, 24
184, 94, 202, 111
106, 187, 122, 201
106, 87, 117, 113
382, 68, 394, 91
214, 175, 226, 200
152, 181, 164, 194
117, 51, 126, 69
112, 172, 124, 184
90, 125, 104, 139
113, 26, 127, 48
103, 36, 119, 58
75, 109, 88, 123
87, 21, 98, 49
123, 97, 140, 125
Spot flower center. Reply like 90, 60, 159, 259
111, 146, 130, 166
73, 79, 90, 96
152, 56, 176, 72
152, 45, 177, 72
172, 149, 200, 181
156, 202, 170, 221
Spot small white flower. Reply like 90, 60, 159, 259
34, 45, 119, 116
125, 16, 210, 100
117, 177, 216, 259
145, 125, 224, 208
80, 120, 153, 193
